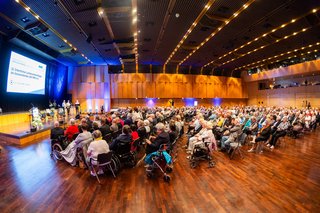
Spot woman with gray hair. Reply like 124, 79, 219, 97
87, 130, 110, 176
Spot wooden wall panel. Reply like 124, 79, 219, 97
109, 73, 245, 99
111, 98, 247, 108
247, 82, 320, 107
69, 66, 111, 112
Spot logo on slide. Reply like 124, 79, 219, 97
10, 80, 13, 85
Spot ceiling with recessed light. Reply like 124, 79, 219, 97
0, 0, 319, 77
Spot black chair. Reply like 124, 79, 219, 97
90, 152, 116, 184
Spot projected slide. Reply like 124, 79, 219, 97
7, 51, 46, 95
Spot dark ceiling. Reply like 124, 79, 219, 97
0, 0, 319, 77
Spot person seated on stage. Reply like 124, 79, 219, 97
145, 123, 170, 155
60, 123, 93, 166
99, 118, 111, 137
86, 130, 110, 176
248, 119, 272, 153
267, 116, 290, 149
50, 121, 64, 141
109, 125, 132, 151
64, 119, 79, 141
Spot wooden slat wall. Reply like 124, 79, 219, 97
110, 73, 245, 99
247, 82, 320, 107
68, 66, 111, 112
111, 98, 247, 108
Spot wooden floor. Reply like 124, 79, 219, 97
0, 129, 320, 212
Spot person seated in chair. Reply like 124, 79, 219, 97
51, 121, 64, 141
248, 119, 271, 153
267, 117, 289, 149
65, 119, 79, 141
137, 120, 147, 139
109, 125, 132, 151
187, 122, 215, 157
220, 119, 241, 151
145, 123, 170, 155
87, 130, 110, 176
60, 123, 93, 166
99, 118, 111, 137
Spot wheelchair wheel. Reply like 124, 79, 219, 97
126, 153, 136, 168
52, 143, 63, 160
208, 161, 216, 168
107, 158, 120, 174
163, 175, 171, 183
112, 155, 121, 170
190, 161, 197, 169
166, 166, 173, 173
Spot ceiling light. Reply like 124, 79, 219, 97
132, 17, 137, 23
312, 9, 317, 13
291, 19, 296, 23
15, 0, 19, 2
281, 24, 286, 28
25, 7, 30, 11
35, 15, 39, 19
272, 29, 276, 32
132, 8, 137, 14
243, 4, 248, 9
302, 28, 307, 32
175, 13, 180, 18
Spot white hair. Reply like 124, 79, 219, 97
155, 122, 165, 131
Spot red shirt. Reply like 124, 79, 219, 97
65, 125, 79, 141
131, 131, 139, 151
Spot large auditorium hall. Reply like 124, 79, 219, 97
0, 0, 320, 212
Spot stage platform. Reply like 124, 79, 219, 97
0, 121, 53, 146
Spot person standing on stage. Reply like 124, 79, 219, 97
66, 100, 71, 116
75, 100, 80, 115
62, 100, 66, 114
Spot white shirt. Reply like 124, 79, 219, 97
87, 139, 110, 160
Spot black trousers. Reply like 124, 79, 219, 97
270, 131, 286, 146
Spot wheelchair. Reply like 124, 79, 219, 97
51, 135, 69, 160
145, 144, 173, 183
113, 141, 136, 168
189, 141, 216, 169
51, 133, 79, 161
